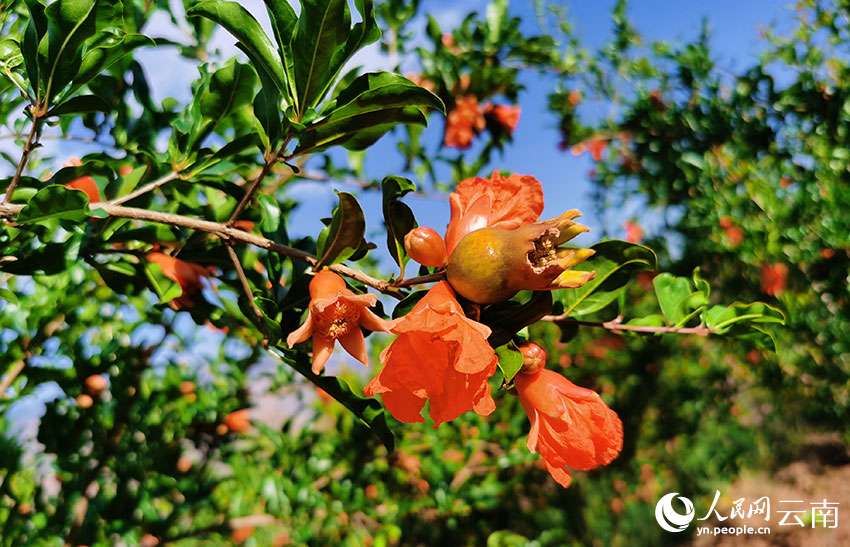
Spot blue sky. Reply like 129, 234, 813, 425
286, 0, 792, 256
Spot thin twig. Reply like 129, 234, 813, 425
109, 171, 180, 206
0, 202, 403, 299
3, 117, 40, 205
391, 271, 446, 288
542, 314, 714, 335
227, 142, 289, 227
225, 243, 269, 347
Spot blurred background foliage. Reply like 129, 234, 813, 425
0, 0, 847, 545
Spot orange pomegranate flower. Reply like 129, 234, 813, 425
515, 366, 623, 488
287, 271, 391, 375
364, 281, 497, 426
760, 262, 788, 296
570, 136, 609, 161
485, 104, 521, 132
444, 171, 545, 255
146, 252, 211, 309
444, 95, 486, 149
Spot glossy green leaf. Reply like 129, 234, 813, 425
653, 273, 694, 326
46, 94, 110, 117
22, 0, 47, 98
262, 0, 297, 98
39, 0, 100, 103
0, 39, 23, 70
0, 39, 28, 96
0, 288, 19, 306
381, 176, 417, 277
187, 0, 288, 96
322, 71, 444, 121
295, 105, 428, 154
495, 341, 522, 385
199, 60, 256, 122
391, 290, 427, 319
482, 291, 553, 347
558, 240, 657, 317
143, 260, 183, 304
65, 33, 154, 98
16, 185, 89, 224
291, 0, 380, 115
271, 345, 395, 452
704, 302, 786, 333
315, 191, 366, 268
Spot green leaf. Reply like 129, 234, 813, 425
64, 32, 154, 98
256, 192, 288, 244
322, 71, 444, 120
271, 345, 395, 452
295, 72, 441, 154
482, 291, 553, 347
0, 288, 19, 306
22, 0, 48, 98
559, 240, 657, 317
45, 94, 110, 117
39, 0, 100, 103
16, 185, 89, 224
144, 260, 183, 304
495, 341, 522, 385
315, 192, 366, 268
261, 0, 297, 97
0, 39, 23, 70
392, 290, 427, 319
704, 302, 786, 333
199, 60, 256, 122
187, 0, 288, 97
114, 165, 147, 198
295, 105, 428, 154
0, 38, 28, 96
653, 273, 694, 326
291, 0, 380, 115
381, 176, 417, 277
291, 0, 351, 113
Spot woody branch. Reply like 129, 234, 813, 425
0, 202, 425, 299
542, 314, 714, 335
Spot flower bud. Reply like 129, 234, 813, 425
518, 342, 547, 374
224, 409, 251, 432
84, 374, 108, 396
404, 227, 448, 268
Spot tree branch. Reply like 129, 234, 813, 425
391, 271, 446, 288
0, 202, 403, 299
225, 243, 269, 347
227, 141, 290, 227
541, 314, 714, 335
109, 171, 180, 206
2, 117, 40, 206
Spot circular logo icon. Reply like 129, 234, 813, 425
655, 492, 695, 533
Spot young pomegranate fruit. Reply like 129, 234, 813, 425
445, 210, 596, 304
